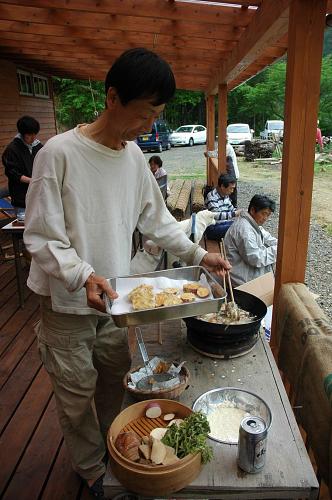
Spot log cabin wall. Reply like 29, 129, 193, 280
0, 59, 57, 191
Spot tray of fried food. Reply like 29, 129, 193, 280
108, 266, 227, 327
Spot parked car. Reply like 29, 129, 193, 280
260, 120, 284, 140
169, 125, 207, 147
136, 119, 171, 152
227, 123, 253, 152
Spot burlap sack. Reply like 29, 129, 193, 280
295, 337, 332, 494
275, 283, 332, 392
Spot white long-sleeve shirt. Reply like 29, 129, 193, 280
226, 143, 239, 179
24, 127, 206, 314
224, 211, 277, 286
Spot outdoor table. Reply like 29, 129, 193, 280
104, 324, 319, 499
1, 220, 25, 308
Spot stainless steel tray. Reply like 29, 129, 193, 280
107, 266, 226, 327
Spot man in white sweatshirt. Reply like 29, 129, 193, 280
24, 48, 230, 497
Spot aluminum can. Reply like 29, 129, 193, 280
237, 415, 267, 473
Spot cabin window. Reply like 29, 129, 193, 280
17, 69, 49, 98
17, 70, 33, 96
32, 74, 50, 98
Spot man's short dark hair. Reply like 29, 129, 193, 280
248, 195, 276, 213
149, 155, 163, 168
218, 173, 237, 188
105, 48, 176, 106
17, 116, 40, 135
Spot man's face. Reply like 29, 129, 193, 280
250, 207, 272, 225
23, 133, 37, 144
219, 182, 236, 196
106, 89, 165, 141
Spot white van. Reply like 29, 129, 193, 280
227, 123, 253, 152
260, 120, 284, 140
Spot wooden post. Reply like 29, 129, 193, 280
271, 0, 327, 350
206, 94, 215, 185
218, 84, 227, 175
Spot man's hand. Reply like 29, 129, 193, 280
200, 253, 231, 278
235, 209, 242, 217
84, 272, 118, 313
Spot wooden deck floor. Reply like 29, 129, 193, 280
0, 247, 330, 500
0, 254, 93, 500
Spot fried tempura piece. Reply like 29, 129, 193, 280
155, 292, 168, 307
183, 282, 200, 294
128, 284, 153, 301
196, 286, 210, 298
164, 287, 180, 295
180, 292, 196, 303
163, 294, 182, 306
131, 293, 156, 310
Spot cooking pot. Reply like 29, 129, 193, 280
184, 289, 267, 358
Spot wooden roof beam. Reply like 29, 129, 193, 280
0, 37, 228, 65
0, 4, 248, 41
197, 1, 261, 6
0, 50, 212, 81
207, 0, 290, 94
0, 46, 227, 72
0, 0, 255, 26
0, 20, 238, 51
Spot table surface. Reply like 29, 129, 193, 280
1, 220, 25, 232
104, 323, 319, 499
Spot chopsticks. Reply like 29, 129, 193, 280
220, 239, 235, 306
219, 241, 227, 305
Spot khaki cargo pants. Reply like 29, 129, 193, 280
37, 296, 131, 481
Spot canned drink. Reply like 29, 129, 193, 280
237, 415, 267, 473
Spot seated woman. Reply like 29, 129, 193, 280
148, 155, 167, 179
224, 194, 277, 286
204, 173, 240, 240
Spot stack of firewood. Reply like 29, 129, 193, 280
244, 140, 276, 161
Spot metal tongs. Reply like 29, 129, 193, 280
135, 327, 173, 391
135, 327, 154, 377
219, 239, 240, 321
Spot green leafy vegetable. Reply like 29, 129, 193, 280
161, 412, 213, 464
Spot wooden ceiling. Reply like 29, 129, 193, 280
0, 0, 331, 93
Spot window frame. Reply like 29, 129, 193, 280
32, 73, 50, 98
17, 69, 33, 96
17, 69, 50, 98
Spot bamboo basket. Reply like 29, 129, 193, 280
107, 399, 202, 496
123, 364, 190, 401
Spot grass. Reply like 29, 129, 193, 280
325, 224, 332, 237
169, 173, 206, 180
314, 161, 332, 173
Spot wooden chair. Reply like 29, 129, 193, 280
156, 174, 168, 201
0, 188, 16, 222
0, 188, 17, 260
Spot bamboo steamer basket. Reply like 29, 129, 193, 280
123, 364, 190, 401
107, 399, 202, 496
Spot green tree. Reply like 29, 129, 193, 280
164, 90, 205, 130
53, 78, 105, 131
228, 61, 286, 135
318, 55, 332, 135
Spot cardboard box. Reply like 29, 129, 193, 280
235, 271, 274, 306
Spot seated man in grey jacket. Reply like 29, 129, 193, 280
224, 194, 277, 286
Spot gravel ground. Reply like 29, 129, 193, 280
237, 180, 332, 321
143, 145, 332, 321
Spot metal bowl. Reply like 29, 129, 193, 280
192, 387, 272, 445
